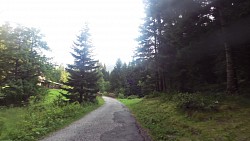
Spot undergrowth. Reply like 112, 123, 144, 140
120, 92, 250, 141
0, 89, 104, 141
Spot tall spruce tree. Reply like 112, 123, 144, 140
66, 24, 99, 103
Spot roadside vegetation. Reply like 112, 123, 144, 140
119, 93, 250, 141
0, 89, 104, 141
109, 1, 250, 140
0, 23, 106, 141
1, 0, 250, 141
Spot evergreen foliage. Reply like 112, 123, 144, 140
0, 23, 51, 105
65, 24, 99, 103
110, 59, 144, 97
134, 0, 250, 95
97, 63, 110, 93
109, 0, 250, 97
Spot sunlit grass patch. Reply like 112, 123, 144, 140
0, 89, 105, 141
118, 98, 142, 108
43, 89, 68, 104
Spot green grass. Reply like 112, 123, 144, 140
119, 98, 142, 108
0, 89, 105, 141
0, 107, 27, 138
43, 89, 68, 104
119, 95, 250, 141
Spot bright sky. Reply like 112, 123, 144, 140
0, 0, 145, 70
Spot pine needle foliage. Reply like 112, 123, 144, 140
65, 24, 99, 103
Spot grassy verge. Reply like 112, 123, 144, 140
43, 89, 68, 104
0, 89, 104, 141
119, 94, 250, 141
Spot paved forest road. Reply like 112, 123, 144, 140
40, 96, 149, 141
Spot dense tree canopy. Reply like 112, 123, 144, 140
0, 23, 53, 105
136, 0, 249, 94
110, 0, 250, 97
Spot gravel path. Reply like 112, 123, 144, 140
40, 96, 150, 141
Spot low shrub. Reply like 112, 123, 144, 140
173, 93, 219, 111
104, 93, 116, 98
114, 88, 125, 97
2, 96, 103, 141
144, 91, 165, 99
117, 93, 125, 99
145, 92, 220, 111
127, 95, 139, 99
6, 103, 77, 140
155, 92, 220, 111
102, 91, 108, 96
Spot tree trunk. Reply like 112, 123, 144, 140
153, 19, 160, 91
162, 72, 167, 91
218, 5, 238, 94
15, 59, 19, 79
79, 93, 83, 103
225, 43, 238, 94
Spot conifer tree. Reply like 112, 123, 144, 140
66, 24, 99, 103
0, 23, 49, 105
135, 0, 250, 94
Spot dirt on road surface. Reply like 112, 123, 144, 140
40, 96, 151, 141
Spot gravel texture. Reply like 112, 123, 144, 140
40, 96, 150, 141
